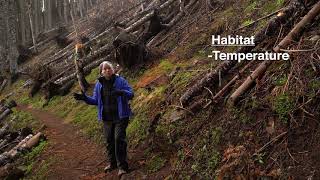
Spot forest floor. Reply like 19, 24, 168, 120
1, 0, 319, 179
16, 104, 161, 180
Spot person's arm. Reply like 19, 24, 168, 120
120, 78, 134, 100
83, 83, 99, 105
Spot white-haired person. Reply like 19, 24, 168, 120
73, 61, 134, 177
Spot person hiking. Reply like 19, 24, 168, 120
73, 61, 134, 177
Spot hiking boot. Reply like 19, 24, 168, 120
104, 164, 117, 173
117, 169, 128, 177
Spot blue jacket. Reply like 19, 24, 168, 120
83, 75, 134, 121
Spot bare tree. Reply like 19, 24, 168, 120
63, 0, 69, 23
17, 0, 27, 46
5, 0, 19, 82
27, 0, 38, 53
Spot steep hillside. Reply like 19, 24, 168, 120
0, 0, 320, 179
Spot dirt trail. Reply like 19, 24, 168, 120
17, 104, 122, 180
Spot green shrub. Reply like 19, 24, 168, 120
273, 93, 294, 123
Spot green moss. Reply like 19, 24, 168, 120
127, 113, 148, 145
273, 93, 294, 123
0, 79, 24, 99
262, 0, 284, 15
274, 75, 288, 86
159, 59, 174, 73
242, 19, 254, 27
21, 140, 50, 179
128, 86, 167, 146
255, 19, 268, 32
245, 1, 258, 13
18, 94, 46, 109
175, 33, 210, 59
309, 79, 320, 90
277, 0, 285, 6
23, 141, 48, 174
155, 123, 170, 138
123, 67, 148, 86
86, 67, 99, 83
146, 154, 166, 173
222, 7, 234, 18
22, 156, 56, 180
170, 71, 198, 97
209, 18, 225, 35
72, 105, 103, 143
45, 94, 78, 118
181, 127, 222, 178
8, 109, 41, 131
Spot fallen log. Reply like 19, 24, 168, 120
0, 135, 32, 165
82, 0, 189, 67
0, 132, 43, 166
228, 61, 271, 106
179, 0, 305, 107
0, 109, 12, 122
274, 1, 320, 52
147, 0, 198, 47
43, 0, 175, 72
0, 100, 16, 116
0, 140, 8, 151
56, 54, 112, 85
177, 62, 255, 114
0, 80, 7, 94
125, 0, 160, 26
45, 0, 180, 87
41, 65, 74, 89
124, 0, 176, 33
228, 1, 320, 106
0, 125, 9, 139
24, 132, 42, 149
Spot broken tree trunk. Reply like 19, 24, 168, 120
228, 1, 320, 106
0, 80, 7, 94
49, 0, 175, 66
24, 132, 42, 149
179, 0, 305, 107
228, 61, 271, 106
56, 54, 112, 85
70, 9, 90, 92
124, 0, 176, 33
74, 58, 89, 92
0, 109, 12, 122
0, 100, 16, 119
45, 0, 181, 88
274, 1, 320, 52
182, 61, 255, 114
147, 0, 198, 47
47, 0, 174, 67
0, 133, 42, 166
0, 125, 9, 139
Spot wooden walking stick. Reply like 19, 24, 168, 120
71, 12, 89, 92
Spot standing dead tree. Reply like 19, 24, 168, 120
27, 0, 37, 53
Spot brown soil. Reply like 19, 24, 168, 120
16, 104, 152, 180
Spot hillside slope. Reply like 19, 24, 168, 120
1, 0, 320, 179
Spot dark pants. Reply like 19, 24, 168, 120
103, 118, 129, 170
